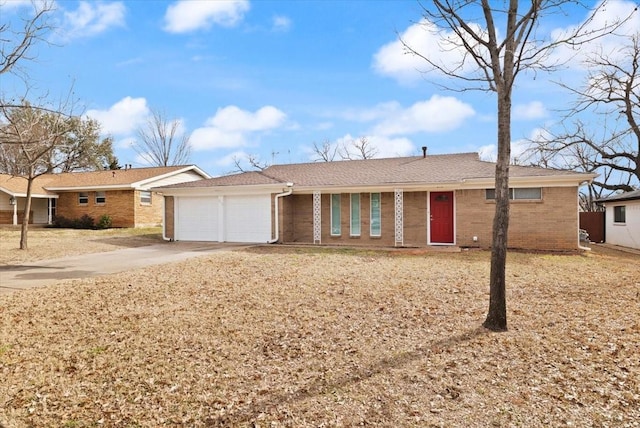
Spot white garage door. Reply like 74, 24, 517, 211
175, 194, 271, 243
175, 196, 218, 241
224, 195, 272, 242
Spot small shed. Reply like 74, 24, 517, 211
597, 189, 640, 250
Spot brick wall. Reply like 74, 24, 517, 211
133, 190, 163, 227
164, 196, 175, 240
456, 187, 579, 250
281, 187, 580, 250
57, 190, 136, 227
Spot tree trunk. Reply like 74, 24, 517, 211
19, 172, 34, 250
483, 88, 511, 332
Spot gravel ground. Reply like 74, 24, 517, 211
0, 232, 639, 427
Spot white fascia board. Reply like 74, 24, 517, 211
1, 186, 57, 198
133, 165, 211, 188
155, 183, 288, 196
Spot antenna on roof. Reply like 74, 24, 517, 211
422, 146, 427, 158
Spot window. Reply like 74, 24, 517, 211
140, 190, 152, 205
78, 192, 89, 205
350, 193, 361, 236
485, 187, 542, 200
331, 194, 341, 236
95, 191, 106, 204
370, 193, 381, 237
614, 205, 626, 223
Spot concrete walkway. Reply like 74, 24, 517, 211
0, 242, 251, 293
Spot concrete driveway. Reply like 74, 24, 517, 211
0, 242, 252, 294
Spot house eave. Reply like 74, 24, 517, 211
133, 165, 211, 187
154, 182, 291, 196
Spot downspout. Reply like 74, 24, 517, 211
268, 183, 294, 244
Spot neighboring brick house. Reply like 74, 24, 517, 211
0, 166, 209, 227
156, 152, 595, 251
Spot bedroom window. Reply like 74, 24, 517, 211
95, 191, 106, 204
370, 193, 381, 237
485, 187, 542, 200
350, 193, 361, 236
331, 194, 341, 236
140, 191, 152, 205
78, 192, 89, 205
614, 206, 626, 223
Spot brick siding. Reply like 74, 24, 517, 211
164, 196, 175, 240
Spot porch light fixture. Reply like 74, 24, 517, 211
9, 196, 16, 205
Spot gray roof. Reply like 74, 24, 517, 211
596, 189, 640, 203
157, 153, 591, 190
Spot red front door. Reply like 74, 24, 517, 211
430, 191, 454, 244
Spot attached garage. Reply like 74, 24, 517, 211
173, 194, 273, 243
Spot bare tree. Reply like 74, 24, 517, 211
133, 109, 191, 166
339, 136, 378, 160
405, 1, 632, 331
0, 0, 56, 77
231, 154, 268, 173
311, 139, 339, 162
0, 100, 87, 249
522, 33, 640, 210
311, 136, 379, 162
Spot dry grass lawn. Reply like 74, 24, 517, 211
0, 231, 639, 427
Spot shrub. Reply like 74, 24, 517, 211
51, 214, 95, 229
97, 214, 113, 229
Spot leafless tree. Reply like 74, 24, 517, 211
0, 99, 85, 249
133, 109, 191, 166
0, 0, 56, 78
311, 139, 339, 162
522, 33, 640, 210
405, 0, 632, 331
339, 136, 378, 160
311, 136, 378, 162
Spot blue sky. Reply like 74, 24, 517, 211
2, 0, 638, 177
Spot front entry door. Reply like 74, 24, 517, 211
430, 191, 454, 244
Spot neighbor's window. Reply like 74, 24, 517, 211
350, 193, 361, 236
140, 190, 152, 205
78, 192, 89, 205
95, 191, 106, 204
614, 205, 626, 223
485, 188, 542, 200
370, 193, 381, 237
331, 194, 341, 236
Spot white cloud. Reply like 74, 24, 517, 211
373, 19, 485, 84
272, 15, 291, 32
478, 134, 539, 163
191, 105, 287, 151
0, 0, 31, 11
85, 96, 149, 136
513, 101, 548, 121
61, 1, 125, 39
163, 0, 250, 33
372, 96, 475, 136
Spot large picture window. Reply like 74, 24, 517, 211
331, 194, 341, 236
614, 205, 626, 223
370, 193, 381, 237
485, 187, 542, 200
350, 193, 361, 236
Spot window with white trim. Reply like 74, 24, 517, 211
330, 194, 341, 236
370, 193, 381, 237
140, 190, 152, 205
78, 192, 89, 205
95, 191, 106, 204
614, 205, 626, 223
350, 193, 361, 236
485, 187, 542, 200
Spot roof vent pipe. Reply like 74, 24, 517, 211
422, 146, 427, 158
